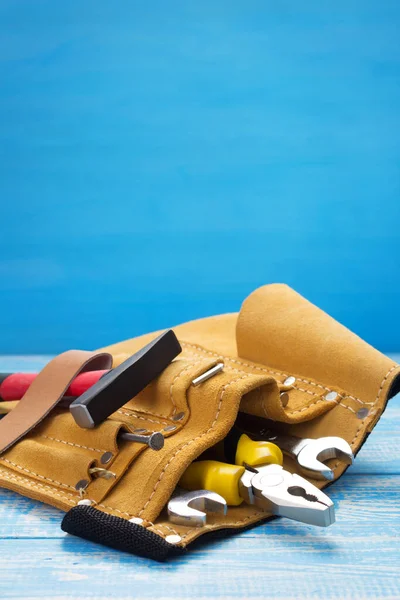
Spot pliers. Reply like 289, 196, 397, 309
236, 412, 354, 480
179, 431, 335, 527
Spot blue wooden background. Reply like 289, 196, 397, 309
0, 1, 399, 354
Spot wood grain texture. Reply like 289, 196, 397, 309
0, 355, 399, 599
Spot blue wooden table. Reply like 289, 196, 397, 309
0, 355, 399, 599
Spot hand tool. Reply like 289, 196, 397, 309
0, 330, 181, 411
179, 433, 335, 527
0, 360, 225, 403
236, 413, 353, 480
224, 425, 284, 468
0, 370, 109, 402
69, 330, 181, 428
88, 429, 164, 473
168, 488, 227, 527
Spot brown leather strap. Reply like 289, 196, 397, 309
0, 350, 113, 454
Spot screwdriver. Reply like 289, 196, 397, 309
0, 370, 108, 402
0, 330, 181, 414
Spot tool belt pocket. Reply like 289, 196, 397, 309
0, 412, 130, 505
0, 353, 218, 508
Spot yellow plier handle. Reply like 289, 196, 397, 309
180, 460, 245, 505
235, 433, 283, 468
179, 434, 283, 506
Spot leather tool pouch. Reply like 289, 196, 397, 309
0, 284, 399, 561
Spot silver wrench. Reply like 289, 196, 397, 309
263, 432, 354, 480
237, 415, 353, 480
168, 488, 227, 527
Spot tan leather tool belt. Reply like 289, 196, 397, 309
0, 284, 398, 560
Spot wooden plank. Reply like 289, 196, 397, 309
0, 475, 399, 599
0, 489, 63, 539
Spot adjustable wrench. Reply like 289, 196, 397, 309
237, 415, 353, 480
168, 488, 227, 527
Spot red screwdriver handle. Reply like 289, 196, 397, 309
0, 370, 108, 401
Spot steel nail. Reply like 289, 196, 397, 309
119, 431, 164, 451
192, 363, 224, 386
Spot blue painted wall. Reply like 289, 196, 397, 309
0, 1, 399, 354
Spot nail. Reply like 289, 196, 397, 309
119, 431, 164, 451
192, 363, 224, 386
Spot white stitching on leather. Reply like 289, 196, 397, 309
116, 410, 169, 425
339, 404, 356, 414
0, 458, 76, 490
375, 365, 398, 405
95, 503, 180, 537
181, 343, 368, 412
40, 435, 107, 454
182, 348, 357, 415
0, 468, 77, 503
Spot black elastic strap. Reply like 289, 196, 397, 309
61, 506, 185, 561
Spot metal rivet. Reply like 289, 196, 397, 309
165, 534, 182, 545
357, 408, 369, 419
75, 479, 89, 491
133, 428, 147, 434
172, 412, 185, 422
325, 391, 338, 401
192, 363, 224, 386
164, 425, 177, 432
100, 451, 114, 465
77, 499, 93, 506
283, 376, 296, 387
280, 392, 289, 407
129, 517, 144, 525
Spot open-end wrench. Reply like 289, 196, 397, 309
263, 433, 353, 481
168, 488, 227, 527
236, 415, 353, 480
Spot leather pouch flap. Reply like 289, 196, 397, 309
236, 284, 400, 425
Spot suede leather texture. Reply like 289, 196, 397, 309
0, 284, 398, 550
